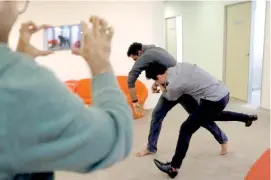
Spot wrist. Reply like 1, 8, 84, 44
88, 62, 113, 76
132, 99, 138, 103
16, 47, 35, 58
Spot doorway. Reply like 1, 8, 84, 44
224, 1, 266, 106
165, 16, 183, 62
249, 0, 266, 106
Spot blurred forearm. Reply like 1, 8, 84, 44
128, 88, 138, 101
87, 61, 113, 76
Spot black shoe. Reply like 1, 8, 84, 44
246, 115, 258, 127
153, 159, 178, 178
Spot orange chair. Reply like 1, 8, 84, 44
245, 149, 270, 180
76, 78, 92, 105
65, 76, 148, 119
65, 80, 78, 92
47, 39, 59, 48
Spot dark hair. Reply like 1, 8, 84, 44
127, 42, 142, 57
145, 62, 168, 80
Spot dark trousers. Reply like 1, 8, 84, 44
13, 172, 54, 180
147, 94, 228, 153
171, 93, 250, 168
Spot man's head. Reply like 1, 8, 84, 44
127, 42, 142, 61
0, 1, 29, 43
145, 62, 168, 85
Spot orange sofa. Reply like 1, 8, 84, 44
65, 76, 148, 119
245, 149, 270, 180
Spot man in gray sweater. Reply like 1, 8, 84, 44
127, 43, 231, 156
145, 62, 257, 178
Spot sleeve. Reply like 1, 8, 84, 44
8, 65, 133, 174
127, 53, 151, 88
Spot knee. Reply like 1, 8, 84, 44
180, 121, 199, 134
180, 122, 190, 134
151, 109, 166, 123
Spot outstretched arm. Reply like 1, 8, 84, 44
127, 54, 151, 102
128, 69, 142, 101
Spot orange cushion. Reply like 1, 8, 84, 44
65, 80, 78, 92
66, 76, 148, 119
245, 149, 270, 180
76, 78, 92, 100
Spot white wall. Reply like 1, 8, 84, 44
261, 2, 270, 109
165, 1, 228, 80
165, 1, 270, 109
9, 1, 165, 109
251, 0, 266, 90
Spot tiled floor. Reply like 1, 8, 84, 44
56, 99, 270, 180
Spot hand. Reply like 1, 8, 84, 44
72, 16, 114, 76
151, 82, 160, 93
132, 102, 145, 116
158, 84, 167, 93
16, 21, 53, 58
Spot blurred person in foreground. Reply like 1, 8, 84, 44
0, 1, 133, 180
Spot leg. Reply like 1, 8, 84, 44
171, 111, 205, 169
154, 98, 227, 178
179, 94, 229, 154
13, 172, 54, 180
153, 109, 204, 178
177, 94, 198, 115
136, 95, 178, 157
215, 94, 258, 126
202, 122, 228, 144
201, 122, 228, 155
147, 95, 178, 152
217, 111, 257, 126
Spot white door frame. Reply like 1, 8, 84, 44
222, 1, 256, 103
165, 16, 176, 52
165, 15, 183, 62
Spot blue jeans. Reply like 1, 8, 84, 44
147, 94, 228, 153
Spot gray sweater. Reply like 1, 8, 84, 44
165, 63, 229, 103
128, 45, 176, 88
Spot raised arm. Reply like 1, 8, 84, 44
128, 67, 142, 102
9, 65, 132, 173
10, 16, 133, 174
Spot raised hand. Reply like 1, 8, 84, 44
132, 102, 145, 116
16, 21, 53, 58
72, 16, 114, 76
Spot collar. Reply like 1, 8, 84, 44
141, 45, 155, 53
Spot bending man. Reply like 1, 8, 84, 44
144, 62, 258, 178
127, 42, 231, 156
